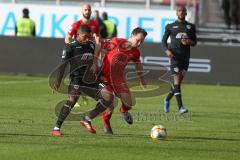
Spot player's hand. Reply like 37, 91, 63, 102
140, 78, 147, 90
181, 38, 192, 45
90, 63, 99, 74
52, 83, 60, 94
93, 33, 100, 44
166, 50, 174, 58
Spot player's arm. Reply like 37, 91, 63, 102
189, 24, 197, 46
162, 24, 174, 58
54, 44, 72, 91
65, 23, 77, 44
134, 62, 147, 89
132, 50, 147, 89
90, 34, 102, 74
90, 21, 101, 60
95, 22, 100, 37
181, 24, 197, 46
65, 33, 72, 44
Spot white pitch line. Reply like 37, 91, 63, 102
0, 79, 48, 85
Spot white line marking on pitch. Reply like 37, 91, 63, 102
0, 79, 48, 85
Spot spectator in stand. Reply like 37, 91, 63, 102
102, 12, 117, 39
222, 0, 231, 29
222, 0, 239, 30
231, 0, 239, 30
15, 8, 36, 37
93, 10, 108, 39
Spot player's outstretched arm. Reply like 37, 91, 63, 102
53, 60, 68, 93
162, 24, 171, 52
182, 24, 197, 46
90, 34, 102, 74
54, 44, 72, 92
162, 24, 174, 58
65, 33, 72, 44
190, 24, 197, 46
134, 62, 147, 89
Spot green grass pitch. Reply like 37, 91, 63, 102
0, 75, 240, 160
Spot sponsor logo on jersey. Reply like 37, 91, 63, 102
80, 53, 93, 61
82, 53, 93, 57
172, 26, 179, 29
176, 32, 188, 39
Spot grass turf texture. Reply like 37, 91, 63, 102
0, 75, 239, 160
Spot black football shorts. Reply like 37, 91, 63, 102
170, 58, 189, 75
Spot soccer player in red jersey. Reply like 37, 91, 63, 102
100, 27, 148, 134
65, 4, 99, 44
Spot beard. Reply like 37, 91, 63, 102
178, 16, 185, 21
83, 13, 91, 20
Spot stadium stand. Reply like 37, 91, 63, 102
198, 0, 240, 44
0, 0, 198, 6
2, 0, 240, 44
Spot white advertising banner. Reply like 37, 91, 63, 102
0, 3, 176, 42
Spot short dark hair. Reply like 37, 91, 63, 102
131, 27, 148, 37
102, 12, 108, 20
176, 5, 187, 11
94, 10, 99, 14
23, 8, 29, 15
77, 25, 91, 34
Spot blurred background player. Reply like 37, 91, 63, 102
222, 0, 231, 29
230, 0, 239, 30
222, 0, 239, 30
92, 10, 108, 39
101, 27, 147, 134
15, 8, 36, 37
65, 4, 100, 107
231, 0, 239, 30
102, 12, 118, 39
51, 25, 113, 135
162, 5, 197, 114
65, 4, 99, 43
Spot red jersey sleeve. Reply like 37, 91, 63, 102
68, 22, 78, 38
94, 22, 100, 35
131, 49, 141, 63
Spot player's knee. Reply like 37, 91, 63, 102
106, 93, 114, 105
124, 105, 132, 111
106, 104, 114, 113
101, 93, 114, 108
173, 85, 181, 95
68, 96, 79, 104
129, 100, 136, 107
64, 100, 75, 110
123, 100, 135, 108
